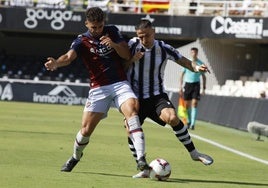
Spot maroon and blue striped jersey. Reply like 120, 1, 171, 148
70, 25, 127, 88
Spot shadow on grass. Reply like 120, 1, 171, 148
76, 171, 268, 187
76, 171, 130, 178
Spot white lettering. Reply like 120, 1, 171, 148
33, 93, 87, 105
24, 8, 82, 30
115, 25, 181, 35
211, 16, 263, 38
0, 84, 13, 100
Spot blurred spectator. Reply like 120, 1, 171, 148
35, 0, 66, 9
87, 0, 110, 11
69, 0, 87, 10
189, 0, 197, 15
260, 90, 267, 99
3, 0, 34, 7
117, 0, 129, 11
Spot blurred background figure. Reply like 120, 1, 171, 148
179, 47, 206, 130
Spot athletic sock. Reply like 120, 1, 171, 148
172, 120, 195, 152
73, 130, 89, 160
127, 115, 145, 160
187, 108, 191, 125
191, 107, 197, 127
128, 136, 138, 163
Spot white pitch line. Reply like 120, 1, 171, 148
142, 118, 268, 165
190, 133, 268, 165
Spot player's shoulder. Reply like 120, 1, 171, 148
128, 37, 140, 45
104, 24, 119, 31
76, 31, 90, 40
158, 40, 174, 49
129, 37, 139, 43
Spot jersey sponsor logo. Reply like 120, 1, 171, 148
0, 83, 13, 100
33, 85, 87, 105
89, 45, 113, 57
24, 8, 82, 30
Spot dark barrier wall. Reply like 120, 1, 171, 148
166, 91, 267, 131
1, 7, 268, 40
197, 95, 268, 131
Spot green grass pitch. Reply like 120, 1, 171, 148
0, 101, 267, 188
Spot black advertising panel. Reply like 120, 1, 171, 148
107, 13, 268, 40
0, 8, 6, 29
0, 81, 88, 105
1, 7, 85, 33
1, 7, 268, 40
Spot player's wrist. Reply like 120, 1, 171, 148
54, 59, 59, 69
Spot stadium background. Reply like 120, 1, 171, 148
1, 0, 268, 131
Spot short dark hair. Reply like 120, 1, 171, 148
191, 47, 198, 52
85, 7, 105, 22
135, 19, 153, 30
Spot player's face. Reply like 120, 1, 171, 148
85, 20, 105, 38
191, 50, 198, 58
136, 28, 155, 48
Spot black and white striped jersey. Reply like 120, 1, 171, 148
127, 37, 183, 99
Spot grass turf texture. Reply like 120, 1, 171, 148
0, 101, 267, 188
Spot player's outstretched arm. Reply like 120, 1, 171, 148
45, 50, 77, 71
176, 56, 210, 73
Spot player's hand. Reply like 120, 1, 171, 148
100, 35, 114, 47
196, 64, 210, 73
132, 51, 144, 62
45, 57, 58, 71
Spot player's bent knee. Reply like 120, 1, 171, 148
168, 115, 180, 126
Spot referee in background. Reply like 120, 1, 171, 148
179, 47, 206, 130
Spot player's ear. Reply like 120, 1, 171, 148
152, 28, 155, 35
85, 20, 88, 27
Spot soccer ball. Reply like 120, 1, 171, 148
149, 158, 171, 181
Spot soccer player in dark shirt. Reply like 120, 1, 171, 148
44, 7, 149, 174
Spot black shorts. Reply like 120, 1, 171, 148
138, 93, 175, 126
183, 82, 201, 100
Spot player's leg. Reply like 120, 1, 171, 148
61, 112, 104, 172
190, 83, 201, 130
61, 86, 111, 172
125, 118, 151, 178
184, 83, 193, 128
157, 94, 213, 165
114, 81, 149, 171
190, 98, 198, 130
125, 98, 149, 163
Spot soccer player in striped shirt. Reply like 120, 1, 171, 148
125, 19, 213, 178
44, 7, 149, 174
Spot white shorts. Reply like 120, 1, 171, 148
84, 81, 137, 115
